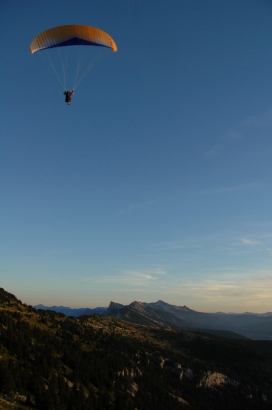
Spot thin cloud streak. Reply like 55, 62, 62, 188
91, 267, 167, 288
204, 106, 272, 159
86, 263, 272, 312
203, 144, 225, 158
197, 183, 261, 195
241, 238, 261, 246
154, 269, 272, 312
173, 182, 263, 198
158, 227, 272, 256
118, 199, 158, 215
241, 107, 272, 129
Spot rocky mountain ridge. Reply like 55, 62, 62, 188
106, 300, 272, 339
33, 298, 272, 339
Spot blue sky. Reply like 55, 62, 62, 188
1, 0, 272, 312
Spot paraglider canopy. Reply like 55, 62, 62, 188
30, 25, 118, 54
30, 24, 117, 92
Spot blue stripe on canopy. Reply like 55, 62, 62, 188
46, 37, 109, 50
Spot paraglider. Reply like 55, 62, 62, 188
30, 25, 117, 103
63, 90, 74, 105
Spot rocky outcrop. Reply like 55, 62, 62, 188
198, 371, 239, 389
153, 356, 194, 381
169, 392, 189, 405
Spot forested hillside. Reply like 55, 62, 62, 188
0, 288, 271, 409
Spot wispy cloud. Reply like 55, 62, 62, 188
84, 263, 272, 312
161, 239, 205, 251
231, 232, 272, 254
197, 270, 272, 307
225, 107, 272, 140
241, 108, 272, 129
154, 269, 272, 312
241, 238, 261, 246
118, 199, 158, 215
203, 106, 272, 159
222, 129, 245, 141
160, 230, 238, 252
156, 226, 272, 261
198, 182, 260, 195
175, 182, 263, 198
56, 250, 72, 255
203, 144, 225, 158
91, 267, 166, 288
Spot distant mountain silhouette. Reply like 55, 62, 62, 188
34, 304, 107, 317
106, 300, 272, 340
33, 298, 272, 339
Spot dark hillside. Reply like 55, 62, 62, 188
0, 288, 272, 409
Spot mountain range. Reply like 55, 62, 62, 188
35, 300, 272, 340
34, 304, 107, 316
106, 300, 272, 340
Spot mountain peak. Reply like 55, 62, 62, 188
130, 301, 144, 307
108, 301, 124, 313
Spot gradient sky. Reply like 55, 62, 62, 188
1, 0, 272, 312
